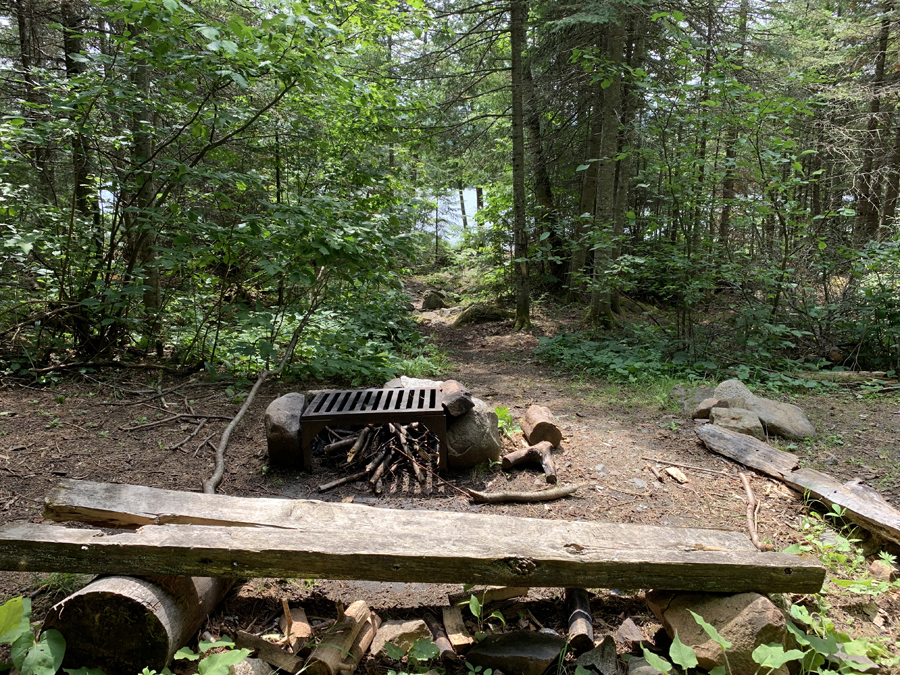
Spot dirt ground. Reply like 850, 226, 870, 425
1, 288, 899, 672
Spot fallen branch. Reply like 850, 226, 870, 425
318, 471, 368, 492
641, 456, 734, 478
119, 412, 231, 431
465, 484, 578, 504
166, 419, 207, 451
502, 441, 557, 484
740, 473, 773, 552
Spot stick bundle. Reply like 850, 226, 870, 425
317, 423, 440, 493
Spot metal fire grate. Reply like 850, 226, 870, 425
300, 388, 447, 471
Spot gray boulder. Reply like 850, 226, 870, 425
446, 397, 502, 469
646, 591, 789, 675
628, 657, 663, 675
576, 635, 617, 675
264, 393, 307, 468
670, 385, 715, 415
370, 619, 431, 656
709, 407, 765, 440
452, 304, 513, 327
422, 290, 447, 310
714, 379, 816, 439
466, 631, 566, 675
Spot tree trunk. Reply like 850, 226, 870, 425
457, 181, 468, 229
880, 115, 900, 234
588, 21, 623, 325
511, 0, 530, 330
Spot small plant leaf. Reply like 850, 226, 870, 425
197, 648, 251, 675
198, 636, 236, 652
574, 667, 593, 675
708, 668, 728, 675
408, 638, 440, 662
173, 647, 201, 661
669, 632, 699, 669
469, 594, 482, 618
383, 642, 406, 660
641, 647, 672, 674
0, 597, 29, 644
751, 643, 804, 670
20, 629, 65, 675
689, 610, 732, 650
63, 668, 107, 675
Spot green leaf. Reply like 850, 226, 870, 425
669, 633, 698, 669
576, 163, 590, 171
468, 594, 482, 618
383, 642, 405, 660
197, 649, 251, 675
689, 610, 732, 650
574, 667, 592, 675
408, 638, 439, 662
0, 598, 29, 644
641, 647, 672, 674
11, 631, 34, 670
539, 231, 551, 241
708, 668, 727, 675
63, 668, 106, 675
198, 636, 235, 652
173, 647, 201, 661
750, 643, 804, 670
20, 629, 65, 675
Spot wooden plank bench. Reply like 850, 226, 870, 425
300, 388, 447, 470
0, 480, 827, 594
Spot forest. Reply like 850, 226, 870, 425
1, 0, 899, 385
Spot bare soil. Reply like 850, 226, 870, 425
1, 288, 899, 672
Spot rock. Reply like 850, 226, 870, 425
691, 398, 720, 420
615, 618, 645, 650
400, 376, 444, 388
452, 304, 513, 327
670, 385, 715, 415
576, 635, 617, 675
465, 631, 566, 675
370, 619, 431, 656
869, 558, 897, 582
646, 591, 789, 675
709, 407, 765, 440
422, 290, 447, 310
446, 397, 503, 469
441, 380, 475, 417
384, 378, 404, 388
230, 658, 274, 675
264, 393, 307, 468
627, 657, 662, 675
714, 379, 816, 439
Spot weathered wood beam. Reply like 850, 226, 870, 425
695, 424, 799, 478
0, 521, 823, 593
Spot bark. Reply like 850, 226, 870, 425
565, 588, 594, 654
880, 116, 900, 233
458, 181, 468, 228
511, 0, 530, 330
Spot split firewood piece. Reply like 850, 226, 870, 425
318, 471, 368, 492
305, 600, 371, 675
342, 610, 382, 672
441, 380, 475, 417
424, 612, 458, 662
521, 405, 563, 446
364, 447, 388, 474
346, 426, 373, 464
565, 588, 594, 655
279, 603, 313, 655
441, 606, 474, 654
235, 630, 306, 674
465, 484, 578, 504
501, 441, 557, 484
369, 450, 395, 488
664, 467, 689, 484
324, 435, 358, 455
447, 586, 528, 605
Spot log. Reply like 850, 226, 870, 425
520, 405, 562, 446
466, 484, 577, 503
695, 424, 799, 479
31, 480, 825, 592
441, 606, 474, 654
305, 600, 370, 675
235, 630, 306, 673
501, 441, 557, 484
783, 469, 900, 547
324, 436, 357, 455
424, 612, 458, 662
344, 611, 381, 670
318, 471, 368, 492
346, 427, 372, 464
441, 380, 475, 417
42, 575, 233, 673
565, 588, 594, 655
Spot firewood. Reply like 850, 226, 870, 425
343, 611, 382, 671
441, 380, 475, 417
318, 471, 367, 492
279, 605, 313, 655
424, 612, 458, 662
369, 450, 395, 487
324, 436, 358, 454
364, 448, 388, 473
235, 630, 306, 673
441, 606, 473, 654
565, 588, 594, 655
521, 405, 562, 446
346, 426, 372, 464
306, 600, 371, 675
501, 441, 557, 483
465, 484, 578, 504
42, 575, 233, 673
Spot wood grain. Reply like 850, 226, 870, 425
695, 424, 799, 478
